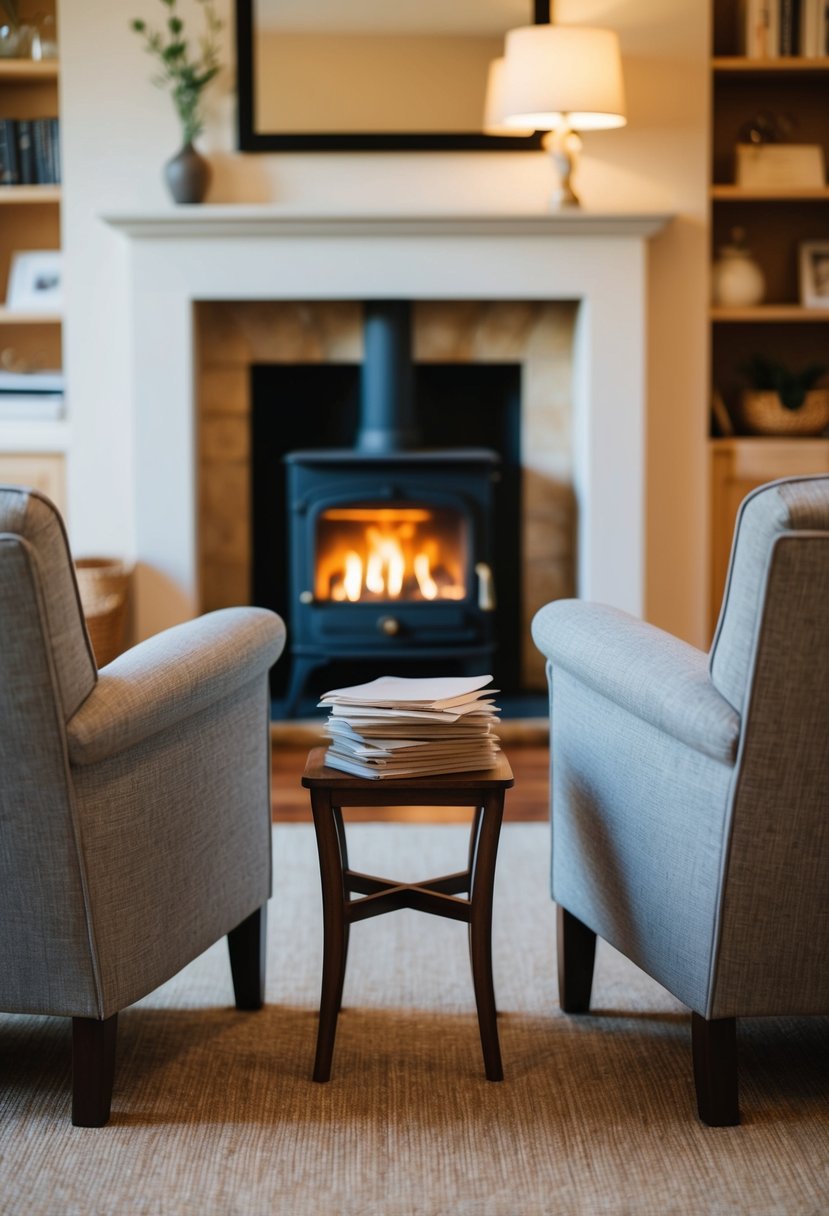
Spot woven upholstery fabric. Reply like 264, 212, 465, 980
0, 485, 286, 1020
532, 600, 739, 764
73, 678, 274, 1018
711, 534, 829, 1018
533, 474, 829, 1028
0, 539, 99, 1016
68, 607, 286, 765
710, 474, 829, 712
0, 485, 96, 718
548, 666, 734, 1015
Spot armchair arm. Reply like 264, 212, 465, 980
532, 600, 739, 764
67, 607, 286, 766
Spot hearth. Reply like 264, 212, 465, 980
281, 301, 501, 713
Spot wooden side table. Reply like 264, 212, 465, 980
301, 747, 515, 1083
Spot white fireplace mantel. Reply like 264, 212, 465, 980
104, 206, 671, 641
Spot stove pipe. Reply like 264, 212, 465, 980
357, 300, 421, 453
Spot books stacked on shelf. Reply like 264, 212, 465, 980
738, 0, 829, 57
0, 370, 64, 420
319, 674, 501, 779
0, 117, 61, 186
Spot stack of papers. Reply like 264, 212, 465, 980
319, 674, 501, 779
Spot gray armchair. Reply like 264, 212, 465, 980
0, 486, 286, 1125
531, 475, 829, 1125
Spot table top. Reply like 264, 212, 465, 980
301, 746, 514, 791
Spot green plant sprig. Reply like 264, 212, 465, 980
740, 355, 827, 412
131, 0, 222, 146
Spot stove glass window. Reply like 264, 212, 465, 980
315, 503, 467, 603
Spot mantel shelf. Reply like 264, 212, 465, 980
102, 206, 673, 241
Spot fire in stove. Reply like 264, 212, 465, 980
315, 505, 467, 603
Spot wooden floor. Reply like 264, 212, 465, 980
272, 744, 550, 823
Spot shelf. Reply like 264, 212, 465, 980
0, 59, 58, 83
711, 305, 829, 321
712, 56, 829, 73
711, 185, 829, 200
0, 306, 61, 324
0, 185, 61, 204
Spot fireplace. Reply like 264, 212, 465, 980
103, 209, 668, 676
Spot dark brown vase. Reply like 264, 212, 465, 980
163, 142, 211, 204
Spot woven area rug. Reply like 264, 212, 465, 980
0, 823, 827, 1216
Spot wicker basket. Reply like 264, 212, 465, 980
737, 389, 829, 437
74, 557, 131, 667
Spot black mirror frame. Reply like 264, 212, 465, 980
236, 0, 550, 152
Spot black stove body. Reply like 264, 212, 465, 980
282, 301, 499, 713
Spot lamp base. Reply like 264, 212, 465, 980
543, 128, 583, 209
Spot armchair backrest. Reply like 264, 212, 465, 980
0, 485, 97, 718
0, 486, 101, 1015
710, 477, 829, 1017
709, 475, 829, 714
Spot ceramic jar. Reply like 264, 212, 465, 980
711, 228, 765, 307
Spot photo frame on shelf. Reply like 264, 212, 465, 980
799, 241, 829, 308
5, 249, 63, 313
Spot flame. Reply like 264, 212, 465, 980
316, 505, 466, 603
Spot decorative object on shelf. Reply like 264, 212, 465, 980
799, 240, 829, 307
711, 388, 734, 436
736, 142, 826, 190
0, 0, 19, 57
497, 13, 626, 208
5, 249, 62, 312
130, 0, 221, 205
738, 355, 829, 435
712, 227, 765, 307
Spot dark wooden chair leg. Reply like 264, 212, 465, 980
692, 1013, 739, 1126
228, 903, 267, 1011
72, 1013, 118, 1127
557, 905, 597, 1013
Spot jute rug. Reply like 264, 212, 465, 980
0, 824, 826, 1216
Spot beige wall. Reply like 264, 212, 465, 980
59, 0, 709, 645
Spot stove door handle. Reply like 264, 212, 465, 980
475, 562, 496, 612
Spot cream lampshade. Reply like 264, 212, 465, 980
499, 24, 627, 208
483, 57, 533, 136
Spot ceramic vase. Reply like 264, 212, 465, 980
163, 142, 211, 205
711, 230, 765, 307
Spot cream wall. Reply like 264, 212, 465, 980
59, 0, 708, 645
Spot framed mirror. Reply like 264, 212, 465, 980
236, 1, 549, 151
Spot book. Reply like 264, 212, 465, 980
0, 118, 19, 186
15, 119, 35, 185
0, 370, 64, 392
800, 0, 822, 53
740, 0, 780, 55
0, 393, 64, 420
319, 674, 501, 779
780, 0, 800, 53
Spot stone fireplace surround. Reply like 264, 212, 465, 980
104, 208, 669, 673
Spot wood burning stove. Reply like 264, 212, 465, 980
283, 301, 499, 713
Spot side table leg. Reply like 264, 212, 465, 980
468, 791, 505, 1082
310, 788, 348, 1082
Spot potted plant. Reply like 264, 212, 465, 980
130, 0, 222, 204
738, 355, 829, 435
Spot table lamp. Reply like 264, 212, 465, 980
499, 23, 626, 208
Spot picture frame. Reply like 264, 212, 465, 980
799, 241, 829, 308
6, 249, 63, 312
